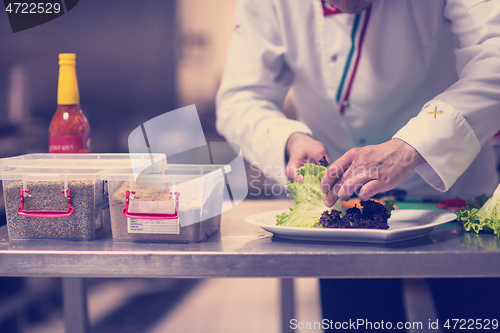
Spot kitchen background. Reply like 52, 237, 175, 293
1, 1, 500, 332
0, 0, 230, 154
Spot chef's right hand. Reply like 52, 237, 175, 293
285, 132, 331, 182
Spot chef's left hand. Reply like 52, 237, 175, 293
321, 138, 425, 207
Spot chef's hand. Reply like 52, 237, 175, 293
285, 132, 330, 182
321, 138, 425, 207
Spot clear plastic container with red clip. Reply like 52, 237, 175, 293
0, 153, 165, 241
103, 162, 229, 243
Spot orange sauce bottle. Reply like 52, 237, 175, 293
49, 53, 90, 153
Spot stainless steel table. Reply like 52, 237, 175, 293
1, 199, 500, 332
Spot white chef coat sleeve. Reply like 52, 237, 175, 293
393, 0, 500, 192
215, 0, 312, 186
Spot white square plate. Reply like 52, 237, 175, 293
244, 209, 457, 244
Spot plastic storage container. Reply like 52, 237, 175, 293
0, 153, 165, 240
103, 162, 229, 243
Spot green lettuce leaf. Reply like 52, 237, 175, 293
458, 186, 500, 236
276, 163, 340, 227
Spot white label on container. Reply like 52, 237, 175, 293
127, 218, 180, 234
129, 200, 175, 214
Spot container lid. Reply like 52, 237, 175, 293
101, 162, 230, 182
0, 153, 166, 180
0, 153, 229, 182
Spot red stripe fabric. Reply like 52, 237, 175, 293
340, 5, 372, 115
321, 0, 343, 16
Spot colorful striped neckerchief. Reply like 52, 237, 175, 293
321, 0, 343, 16
320, 0, 372, 115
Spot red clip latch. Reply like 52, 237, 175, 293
17, 189, 74, 217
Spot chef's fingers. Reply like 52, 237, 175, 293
337, 172, 374, 201
287, 151, 331, 183
307, 148, 331, 166
285, 156, 310, 183
323, 179, 343, 207
286, 159, 305, 182
321, 148, 358, 193
357, 179, 392, 201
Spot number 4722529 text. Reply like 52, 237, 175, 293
5, 2, 61, 14
443, 319, 498, 330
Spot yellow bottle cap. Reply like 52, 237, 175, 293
57, 53, 80, 105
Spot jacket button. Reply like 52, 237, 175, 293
330, 54, 338, 62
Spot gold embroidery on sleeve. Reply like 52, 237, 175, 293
428, 106, 444, 118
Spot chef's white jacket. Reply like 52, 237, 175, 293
216, 0, 500, 198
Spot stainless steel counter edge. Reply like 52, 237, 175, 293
1, 251, 500, 278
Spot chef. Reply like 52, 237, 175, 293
217, 0, 500, 326
216, 0, 500, 205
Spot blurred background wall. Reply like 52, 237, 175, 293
0, 0, 238, 156
176, 0, 237, 112
0, 2, 244, 331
